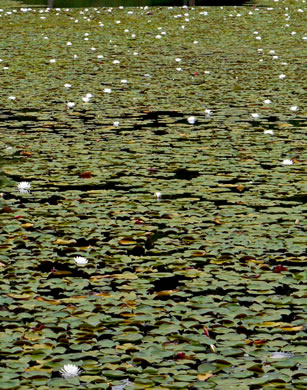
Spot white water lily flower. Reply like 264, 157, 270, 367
8, 96, 16, 100
282, 159, 293, 165
279, 74, 286, 79
290, 106, 298, 111
264, 99, 272, 104
113, 121, 120, 127
188, 116, 196, 124
74, 256, 88, 266
18, 181, 31, 194
67, 102, 75, 108
154, 191, 162, 200
104, 88, 112, 93
270, 352, 294, 359
66, 41, 72, 46
210, 344, 217, 353
64, 83, 71, 88
60, 364, 81, 378
50, 59, 56, 63
251, 113, 259, 119
264, 130, 274, 135
204, 109, 212, 116
121, 79, 127, 83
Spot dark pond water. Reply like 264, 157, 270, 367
19, 0, 254, 8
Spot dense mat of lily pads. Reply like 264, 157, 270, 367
0, 1, 306, 389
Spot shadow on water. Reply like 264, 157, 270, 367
19, 0, 255, 9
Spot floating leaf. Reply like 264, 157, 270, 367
52, 239, 77, 245
197, 373, 214, 381
79, 172, 92, 178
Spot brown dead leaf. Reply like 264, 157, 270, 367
192, 250, 206, 257
21, 151, 32, 157
155, 289, 179, 297
21, 223, 34, 229
214, 217, 222, 225
253, 339, 268, 345
282, 325, 304, 332
118, 238, 137, 245
79, 171, 92, 178
258, 322, 281, 328
197, 373, 213, 381
52, 239, 76, 245
36, 296, 60, 305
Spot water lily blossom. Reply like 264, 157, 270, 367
67, 102, 75, 108
154, 191, 162, 200
282, 159, 293, 165
74, 256, 88, 266
188, 116, 196, 124
17, 181, 31, 194
264, 130, 274, 135
60, 364, 81, 378
270, 352, 294, 359
82, 95, 91, 103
